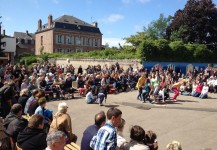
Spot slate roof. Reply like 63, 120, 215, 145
38, 15, 102, 34
14, 32, 35, 40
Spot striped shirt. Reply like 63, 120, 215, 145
90, 122, 117, 150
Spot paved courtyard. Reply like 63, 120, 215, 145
46, 90, 217, 150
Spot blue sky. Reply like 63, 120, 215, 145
1, 0, 217, 47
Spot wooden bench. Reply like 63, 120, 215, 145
64, 142, 80, 150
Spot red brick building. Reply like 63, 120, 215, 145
14, 31, 35, 56
35, 15, 102, 55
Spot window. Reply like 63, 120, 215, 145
56, 35, 64, 44
76, 36, 81, 45
80, 37, 84, 45
21, 39, 25, 44
41, 36, 43, 46
28, 40, 32, 45
88, 38, 92, 46
66, 36, 74, 45
3, 42, 6, 47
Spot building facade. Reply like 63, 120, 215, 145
14, 31, 35, 56
0, 32, 16, 65
35, 15, 102, 55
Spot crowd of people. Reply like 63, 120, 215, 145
0, 61, 216, 150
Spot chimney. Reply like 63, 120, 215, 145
92, 22, 98, 28
26, 30, 29, 35
48, 14, 53, 28
3, 30, 5, 36
38, 19, 42, 31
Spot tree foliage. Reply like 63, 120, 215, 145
124, 32, 146, 47
166, 0, 217, 50
145, 13, 172, 40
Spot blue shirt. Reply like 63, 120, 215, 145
90, 122, 117, 150
81, 124, 99, 150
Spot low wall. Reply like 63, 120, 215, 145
49, 58, 142, 70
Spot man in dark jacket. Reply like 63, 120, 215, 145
3, 104, 28, 143
0, 81, 16, 118
18, 89, 29, 114
81, 111, 106, 150
17, 114, 47, 150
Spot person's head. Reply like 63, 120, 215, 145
117, 118, 126, 135
107, 107, 122, 127
36, 91, 46, 100
20, 88, 29, 96
28, 114, 44, 129
130, 125, 145, 143
38, 97, 46, 107
145, 130, 158, 150
95, 111, 106, 127
166, 141, 182, 150
32, 89, 39, 97
11, 104, 23, 116
46, 130, 66, 150
58, 102, 68, 113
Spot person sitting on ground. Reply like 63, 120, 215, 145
124, 125, 149, 150
166, 140, 182, 150
193, 81, 203, 97
199, 82, 209, 99
117, 118, 127, 150
145, 130, 158, 150
81, 111, 106, 150
49, 102, 77, 143
46, 130, 66, 150
17, 114, 47, 150
3, 104, 28, 144
85, 88, 97, 104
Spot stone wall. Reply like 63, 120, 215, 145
49, 58, 142, 70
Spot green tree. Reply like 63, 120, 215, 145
124, 32, 146, 47
167, 0, 217, 50
145, 13, 172, 40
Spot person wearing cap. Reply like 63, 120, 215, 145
49, 102, 77, 143
17, 114, 47, 150
3, 104, 28, 143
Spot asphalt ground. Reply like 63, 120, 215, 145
46, 90, 217, 150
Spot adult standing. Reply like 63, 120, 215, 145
136, 73, 146, 100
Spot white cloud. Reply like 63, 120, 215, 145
102, 14, 124, 23
102, 38, 131, 47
